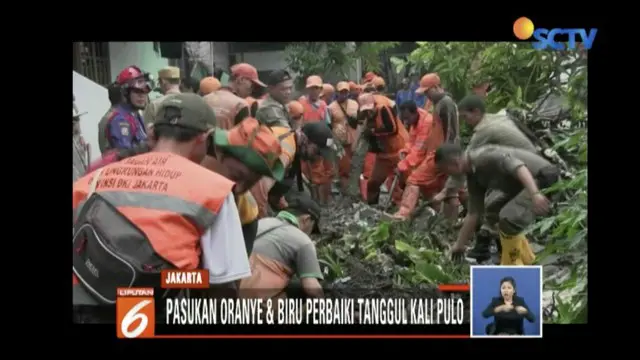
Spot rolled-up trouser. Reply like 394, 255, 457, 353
337, 146, 353, 189
367, 155, 400, 204
483, 189, 511, 235
363, 152, 376, 179
497, 166, 560, 265
301, 158, 334, 185
497, 190, 539, 265
239, 254, 293, 302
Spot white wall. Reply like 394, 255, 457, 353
109, 42, 169, 83
73, 71, 110, 161
213, 42, 229, 71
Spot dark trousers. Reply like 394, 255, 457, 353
242, 219, 258, 255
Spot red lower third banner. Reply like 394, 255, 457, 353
116, 270, 471, 339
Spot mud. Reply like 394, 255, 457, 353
310, 193, 579, 323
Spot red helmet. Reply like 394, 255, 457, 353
116, 66, 150, 92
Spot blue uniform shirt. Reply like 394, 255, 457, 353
108, 104, 147, 150
411, 84, 427, 108
395, 89, 414, 106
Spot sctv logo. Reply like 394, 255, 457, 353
513, 17, 597, 50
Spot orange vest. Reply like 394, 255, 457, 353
72, 152, 235, 270
298, 96, 327, 123
203, 88, 249, 130
373, 93, 396, 109
328, 99, 359, 145
371, 104, 408, 158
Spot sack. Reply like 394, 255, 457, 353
73, 173, 175, 304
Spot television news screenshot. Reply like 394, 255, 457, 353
72, 21, 594, 344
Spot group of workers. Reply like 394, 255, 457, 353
72, 61, 559, 322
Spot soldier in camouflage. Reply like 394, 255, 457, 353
436, 144, 559, 266
435, 95, 539, 263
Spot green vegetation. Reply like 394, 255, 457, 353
289, 42, 588, 324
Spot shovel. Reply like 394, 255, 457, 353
379, 169, 401, 212
378, 153, 406, 212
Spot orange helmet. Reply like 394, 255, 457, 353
415, 73, 441, 94
287, 100, 304, 119
321, 83, 335, 98
362, 72, 376, 84
372, 76, 386, 89
200, 77, 221, 95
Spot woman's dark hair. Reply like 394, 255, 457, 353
499, 276, 517, 296
399, 100, 418, 114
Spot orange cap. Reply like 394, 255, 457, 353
322, 83, 335, 97
306, 75, 323, 88
231, 63, 266, 87
358, 93, 376, 111
372, 76, 385, 88
287, 100, 304, 118
214, 117, 284, 179
199, 77, 221, 95
336, 81, 350, 92
415, 73, 441, 94
362, 72, 376, 83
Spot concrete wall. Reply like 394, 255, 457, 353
73, 71, 110, 161
212, 42, 229, 71
238, 50, 288, 72
109, 42, 171, 101
109, 42, 169, 83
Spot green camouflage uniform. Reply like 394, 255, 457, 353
143, 88, 181, 128
465, 145, 556, 236
446, 112, 538, 233
256, 95, 291, 128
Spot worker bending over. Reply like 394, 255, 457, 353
299, 75, 334, 205
357, 93, 407, 205
359, 76, 405, 201
435, 144, 559, 265
72, 94, 250, 323
392, 101, 444, 219
240, 191, 324, 301
436, 95, 537, 262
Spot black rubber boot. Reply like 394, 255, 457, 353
467, 230, 493, 263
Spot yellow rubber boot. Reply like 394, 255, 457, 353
499, 232, 536, 265
392, 185, 420, 220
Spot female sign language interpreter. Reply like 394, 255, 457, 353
482, 277, 535, 335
